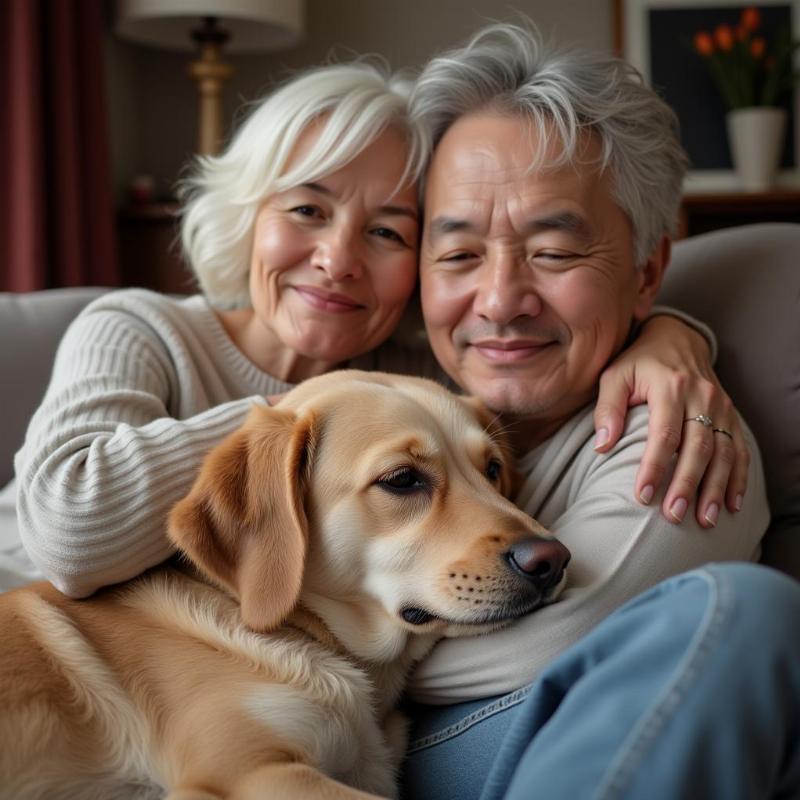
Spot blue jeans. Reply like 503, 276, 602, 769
402, 563, 800, 800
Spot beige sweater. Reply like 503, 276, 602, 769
15, 289, 767, 703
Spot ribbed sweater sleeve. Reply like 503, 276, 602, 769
14, 290, 291, 598
646, 305, 718, 363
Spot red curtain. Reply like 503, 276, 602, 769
0, 0, 119, 291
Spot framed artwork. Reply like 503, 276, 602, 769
614, 0, 800, 191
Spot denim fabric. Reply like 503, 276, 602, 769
402, 688, 529, 800
402, 563, 800, 800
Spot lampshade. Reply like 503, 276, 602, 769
114, 0, 305, 155
114, 0, 305, 53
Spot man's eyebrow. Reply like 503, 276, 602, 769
426, 216, 477, 240
523, 212, 595, 245
301, 182, 418, 223
426, 211, 594, 243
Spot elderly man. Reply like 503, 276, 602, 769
400, 23, 800, 800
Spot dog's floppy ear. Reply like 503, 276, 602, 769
168, 404, 316, 632
461, 396, 521, 500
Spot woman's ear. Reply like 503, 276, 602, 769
633, 235, 672, 321
168, 404, 316, 632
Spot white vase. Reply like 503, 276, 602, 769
726, 107, 787, 192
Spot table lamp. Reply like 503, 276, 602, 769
114, 0, 305, 155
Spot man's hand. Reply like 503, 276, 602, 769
594, 315, 749, 527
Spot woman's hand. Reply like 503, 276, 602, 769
594, 315, 749, 528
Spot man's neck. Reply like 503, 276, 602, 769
502, 392, 598, 458
504, 414, 566, 457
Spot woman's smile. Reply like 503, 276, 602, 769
292, 285, 366, 313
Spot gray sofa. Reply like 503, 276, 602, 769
1, 224, 798, 579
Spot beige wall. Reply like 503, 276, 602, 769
106, 0, 614, 204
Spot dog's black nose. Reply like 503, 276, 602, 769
505, 537, 570, 591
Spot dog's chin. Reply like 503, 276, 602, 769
399, 569, 569, 636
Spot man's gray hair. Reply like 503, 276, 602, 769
410, 23, 689, 265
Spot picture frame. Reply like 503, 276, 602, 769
613, 0, 800, 192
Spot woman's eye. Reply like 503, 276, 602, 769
377, 467, 428, 494
290, 205, 321, 218
371, 227, 405, 245
486, 459, 502, 482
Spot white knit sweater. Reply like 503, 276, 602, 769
14, 289, 439, 598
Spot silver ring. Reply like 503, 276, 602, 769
685, 414, 713, 428
713, 427, 734, 440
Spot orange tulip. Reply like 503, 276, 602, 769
751, 36, 766, 58
741, 7, 761, 32
714, 24, 735, 51
694, 30, 715, 55
736, 23, 748, 42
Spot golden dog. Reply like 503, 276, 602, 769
0, 371, 569, 799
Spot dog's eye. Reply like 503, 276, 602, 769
377, 467, 427, 494
486, 459, 503, 482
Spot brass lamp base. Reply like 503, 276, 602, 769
188, 17, 233, 156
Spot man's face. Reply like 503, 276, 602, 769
420, 112, 664, 439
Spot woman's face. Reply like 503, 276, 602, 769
247, 125, 419, 379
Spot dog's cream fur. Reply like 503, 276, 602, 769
0, 371, 567, 799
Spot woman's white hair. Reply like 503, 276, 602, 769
180, 61, 430, 308
410, 23, 689, 266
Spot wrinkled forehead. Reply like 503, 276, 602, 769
421, 112, 620, 245
423, 114, 609, 218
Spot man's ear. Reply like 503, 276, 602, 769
633, 235, 671, 321
168, 404, 316, 632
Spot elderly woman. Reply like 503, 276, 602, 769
17, 59, 740, 602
